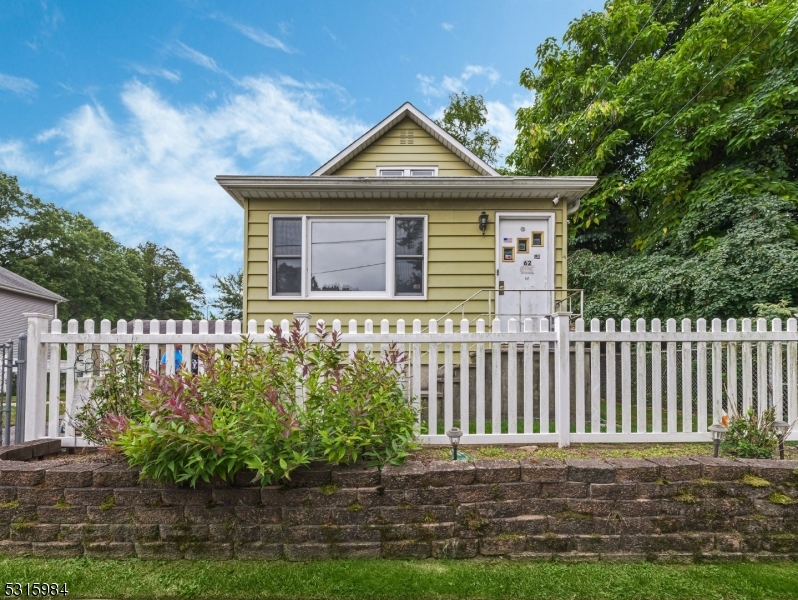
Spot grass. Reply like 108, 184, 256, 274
423, 403, 708, 435
3, 558, 798, 599
416, 442, 717, 462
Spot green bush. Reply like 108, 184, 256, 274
98, 322, 418, 486
721, 407, 779, 459
71, 346, 147, 445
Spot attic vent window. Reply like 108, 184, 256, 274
399, 131, 414, 145
377, 166, 439, 177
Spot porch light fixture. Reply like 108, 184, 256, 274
478, 211, 489, 235
446, 427, 463, 461
708, 423, 728, 458
773, 420, 789, 460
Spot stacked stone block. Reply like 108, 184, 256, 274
1, 456, 797, 561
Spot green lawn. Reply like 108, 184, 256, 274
2, 558, 798, 600
424, 400, 711, 435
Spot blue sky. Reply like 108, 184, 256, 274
0, 0, 603, 305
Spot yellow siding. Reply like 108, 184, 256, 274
331, 118, 481, 177
243, 198, 570, 327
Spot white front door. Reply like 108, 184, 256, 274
496, 214, 553, 328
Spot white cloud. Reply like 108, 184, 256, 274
441, 22, 454, 32
214, 15, 294, 53
0, 78, 364, 294
416, 65, 500, 97
323, 26, 338, 43
129, 64, 181, 83
0, 73, 38, 96
172, 42, 225, 74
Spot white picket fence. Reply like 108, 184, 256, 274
21, 312, 798, 448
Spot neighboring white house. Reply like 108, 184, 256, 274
0, 266, 65, 352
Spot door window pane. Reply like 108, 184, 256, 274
310, 221, 387, 292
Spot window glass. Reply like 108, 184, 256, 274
274, 259, 301, 295
273, 218, 302, 295
410, 169, 435, 177
395, 218, 424, 295
273, 218, 302, 255
379, 170, 404, 177
310, 221, 387, 292
396, 258, 423, 294
395, 218, 424, 255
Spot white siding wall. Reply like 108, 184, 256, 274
0, 290, 56, 353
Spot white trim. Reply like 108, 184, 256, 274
495, 212, 556, 314
217, 176, 598, 208
311, 102, 500, 177
268, 214, 428, 301
376, 166, 439, 177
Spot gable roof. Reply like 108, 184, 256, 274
0, 266, 65, 303
311, 102, 500, 177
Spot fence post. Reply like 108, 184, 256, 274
15, 334, 26, 443
3, 341, 13, 446
294, 313, 311, 336
554, 312, 572, 448
24, 313, 50, 441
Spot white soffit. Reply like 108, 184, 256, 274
215, 176, 598, 216
310, 102, 501, 177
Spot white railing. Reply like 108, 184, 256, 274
22, 312, 798, 447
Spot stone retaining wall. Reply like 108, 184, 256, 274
1, 456, 798, 562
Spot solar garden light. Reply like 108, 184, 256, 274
708, 423, 728, 458
773, 421, 789, 460
446, 427, 463, 461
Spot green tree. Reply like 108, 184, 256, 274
507, 0, 798, 318
570, 194, 798, 320
210, 268, 243, 320
0, 172, 145, 322
137, 242, 205, 320
508, 0, 797, 246
435, 92, 500, 166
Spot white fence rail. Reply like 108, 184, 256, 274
22, 312, 798, 447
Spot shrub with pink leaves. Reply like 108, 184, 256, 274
92, 321, 418, 486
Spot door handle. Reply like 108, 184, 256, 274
498, 281, 505, 296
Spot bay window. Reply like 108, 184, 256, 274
271, 215, 426, 298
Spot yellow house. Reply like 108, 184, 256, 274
216, 102, 596, 329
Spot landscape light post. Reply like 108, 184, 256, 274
708, 423, 728, 458
446, 427, 462, 461
773, 421, 789, 460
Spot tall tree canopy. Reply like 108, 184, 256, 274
436, 93, 500, 166
1, 172, 144, 321
508, 0, 797, 246
1, 171, 206, 322
210, 269, 243, 320
138, 242, 205, 320
507, 0, 798, 319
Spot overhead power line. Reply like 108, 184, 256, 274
637, 0, 793, 150
536, 0, 669, 175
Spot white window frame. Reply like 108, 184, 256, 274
376, 166, 439, 177
268, 214, 428, 301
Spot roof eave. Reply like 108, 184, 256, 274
0, 284, 65, 303
216, 175, 598, 207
